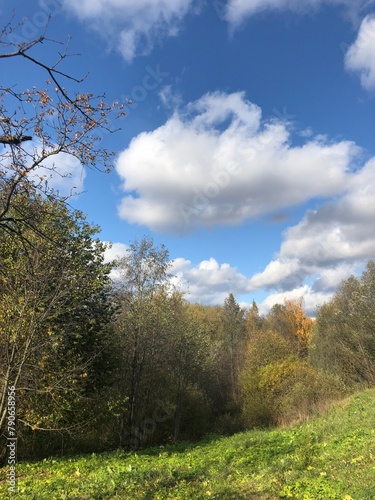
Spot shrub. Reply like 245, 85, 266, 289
240, 353, 346, 428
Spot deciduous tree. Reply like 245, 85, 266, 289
0, 15, 127, 239
0, 192, 113, 462
284, 298, 314, 357
220, 293, 246, 408
310, 261, 375, 386
110, 237, 172, 447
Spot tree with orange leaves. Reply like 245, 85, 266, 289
283, 298, 314, 357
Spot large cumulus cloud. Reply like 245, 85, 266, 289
116, 91, 359, 234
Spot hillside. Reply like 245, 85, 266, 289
1, 389, 374, 499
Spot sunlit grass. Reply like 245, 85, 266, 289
1, 389, 374, 499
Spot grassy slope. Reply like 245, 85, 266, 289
1, 389, 374, 499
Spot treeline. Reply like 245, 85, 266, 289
1, 193, 374, 462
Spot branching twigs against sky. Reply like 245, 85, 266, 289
0, 15, 130, 238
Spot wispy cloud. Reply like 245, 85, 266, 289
61, 0, 197, 63
224, 0, 375, 27
345, 14, 375, 90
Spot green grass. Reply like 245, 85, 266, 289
1, 389, 375, 499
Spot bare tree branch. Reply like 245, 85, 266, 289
0, 135, 32, 145
0, 15, 130, 242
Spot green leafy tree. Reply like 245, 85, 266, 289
0, 192, 113, 461
283, 298, 314, 357
262, 298, 313, 358
244, 300, 263, 337
109, 237, 172, 447
264, 303, 295, 341
220, 293, 246, 409
240, 330, 343, 428
184, 303, 226, 425
164, 294, 213, 441
310, 261, 375, 386
110, 241, 218, 447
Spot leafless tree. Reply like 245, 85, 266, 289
0, 15, 129, 237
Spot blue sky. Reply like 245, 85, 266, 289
2, 0, 375, 314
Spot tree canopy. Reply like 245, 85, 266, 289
0, 192, 113, 461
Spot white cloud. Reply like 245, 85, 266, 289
102, 251, 252, 305
61, 0, 196, 62
103, 242, 129, 263
256, 261, 364, 315
116, 91, 360, 234
257, 285, 330, 316
249, 258, 303, 290
31, 153, 85, 197
1, 138, 85, 197
280, 158, 375, 265
103, 242, 130, 283
18, 139, 85, 197
171, 256, 361, 314
224, 0, 374, 26
248, 157, 375, 312
311, 263, 360, 292
345, 14, 375, 90
170, 257, 252, 305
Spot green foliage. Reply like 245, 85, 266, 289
0, 193, 114, 460
265, 303, 294, 340
241, 370, 275, 428
310, 261, 375, 386
117, 235, 171, 298
260, 298, 314, 358
1, 195, 374, 467
2, 389, 374, 499
240, 329, 345, 428
219, 293, 246, 409
244, 329, 295, 371
244, 300, 264, 337
273, 362, 346, 425
175, 384, 211, 441
109, 237, 173, 446
109, 242, 215, 447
